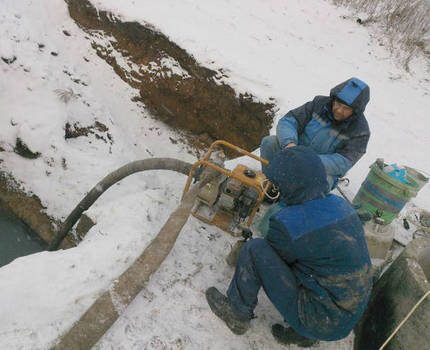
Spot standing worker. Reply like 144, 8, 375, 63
205, 146, 372, 347
261, 77, 370, 190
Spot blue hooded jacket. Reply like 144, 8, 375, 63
276, 78, 370, 187
263, 146, 372, 340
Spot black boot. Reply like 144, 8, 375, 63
271, 324, 319, 348
205, 287, 250, 335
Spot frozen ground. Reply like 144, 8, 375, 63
0, 0, 429, 349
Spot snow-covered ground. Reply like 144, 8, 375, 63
0, 0, 429, 349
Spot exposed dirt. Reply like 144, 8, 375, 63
14, 137, 41, 159
75, 213, 96, 241
66, 0, 275, 154
65, 121, 113, 144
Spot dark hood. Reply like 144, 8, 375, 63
263, 146, 329, 205
330, 77, 370, 114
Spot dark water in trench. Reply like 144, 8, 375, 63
0, 208, 46, 268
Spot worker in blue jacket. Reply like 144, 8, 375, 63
206, 146, 372, 347
261, 77, 370, 189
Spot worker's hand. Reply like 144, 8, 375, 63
284, 142, 296, 148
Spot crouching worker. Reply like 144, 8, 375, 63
261, 77, 371, 190
205, 146, 372, 347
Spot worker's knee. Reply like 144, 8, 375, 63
261, 135, 279, 149
260, 135, 280, 161
242, 238, 270, 257
236, 239, 269, 268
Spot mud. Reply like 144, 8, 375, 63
14, 137, 41, 159
65, 121, 113, 144
66, 0, 275, 154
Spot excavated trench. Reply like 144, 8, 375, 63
0, 172, 75, 263
1, 0, 275, 264
0, 207, 46, 267
66, 0, 275, 153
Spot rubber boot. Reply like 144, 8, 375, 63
205, 287, 250, 335
271, 323, 319, 348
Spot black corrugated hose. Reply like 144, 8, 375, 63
48, 158, 193, 250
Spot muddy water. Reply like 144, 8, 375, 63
0, 208, 46, 268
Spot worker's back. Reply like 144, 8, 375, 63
267, 194, 372, 340
262, 145, 372, 341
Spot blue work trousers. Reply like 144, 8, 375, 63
260, 135, 281, 173
227, 238, 299, 322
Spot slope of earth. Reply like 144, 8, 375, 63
66, 0, 274, 153
93, 0, 430, 207
0, 0, 429, 349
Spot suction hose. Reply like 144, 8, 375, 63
51, 158, 219, 350
48, 158, 193, 250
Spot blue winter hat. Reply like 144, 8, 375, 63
330, 77, 370, 114
263, 146, 329, 205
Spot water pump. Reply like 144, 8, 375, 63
183, 140, 270, 236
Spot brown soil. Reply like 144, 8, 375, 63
66, 0, 274, 154
65, 121, 113, 144
14, 138, 41, 159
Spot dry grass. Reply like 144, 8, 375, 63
333, 0, 430, 70
54, 88, 79, 103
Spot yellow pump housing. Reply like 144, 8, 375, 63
183, 140, 270, 236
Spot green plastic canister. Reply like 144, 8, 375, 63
353, 161, 428, 224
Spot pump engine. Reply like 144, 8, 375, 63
183, 141, 270, 236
